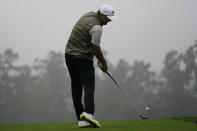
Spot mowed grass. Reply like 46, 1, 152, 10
0, 117, 197, 131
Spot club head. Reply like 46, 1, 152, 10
139, 114, 149, 119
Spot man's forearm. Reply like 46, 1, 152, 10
92, 44, 108, 72
92, 44, 106, 65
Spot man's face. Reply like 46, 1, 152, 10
100, 14, 111, 25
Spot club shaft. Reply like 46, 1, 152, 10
106, 72, 145, 119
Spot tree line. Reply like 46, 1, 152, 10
0, 41, 197, 124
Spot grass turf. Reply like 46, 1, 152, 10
0, 117, 196, 131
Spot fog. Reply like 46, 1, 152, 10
0, 0, 197, 124
1, 0, 197, 70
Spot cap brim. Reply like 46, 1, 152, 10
107, 15, 117, 21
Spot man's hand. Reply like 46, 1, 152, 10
97, 61, 108, 73
101, 62, 108, 73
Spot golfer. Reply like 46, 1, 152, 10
65, 4, 116, 128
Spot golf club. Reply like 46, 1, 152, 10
105, 72, 149, 119
97, 62, 148, 119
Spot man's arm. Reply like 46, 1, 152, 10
92, 44, 108, 72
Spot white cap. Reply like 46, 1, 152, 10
99, 4, 116, 20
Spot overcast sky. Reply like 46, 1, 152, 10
0, 0, 197, 71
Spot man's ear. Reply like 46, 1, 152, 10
100, 14, 104, 17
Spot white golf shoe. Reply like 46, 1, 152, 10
77, 120, 90, 128
80, 112, 101, 128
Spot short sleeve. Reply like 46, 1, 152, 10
89, 25, 102, 46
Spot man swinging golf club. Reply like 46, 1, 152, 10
65, 4, 116, 128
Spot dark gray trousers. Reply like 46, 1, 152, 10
65, 54, 95, 120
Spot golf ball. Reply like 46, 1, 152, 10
145, 107, 149, 110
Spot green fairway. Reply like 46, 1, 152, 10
0, 117, 197, 131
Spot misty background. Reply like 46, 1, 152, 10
0, 0, 197, 124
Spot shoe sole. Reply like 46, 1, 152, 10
80, 114, 101, 128
78, 125, 91, 128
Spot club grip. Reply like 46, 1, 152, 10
97, 62, 103, 70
